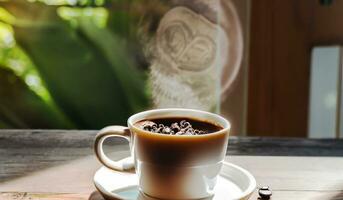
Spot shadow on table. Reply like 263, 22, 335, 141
88, 190, 218, 200
329, 191, 343, 200
89, 191, 106, 200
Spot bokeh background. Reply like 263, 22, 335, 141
0, 0, 246, 132
3, 0, 342, 139
0, 0, 168, 129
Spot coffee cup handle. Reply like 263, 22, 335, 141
94, 126, 134, 171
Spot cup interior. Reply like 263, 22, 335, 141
128, 108, 230, 134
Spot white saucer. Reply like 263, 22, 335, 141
94, 162, 256, 200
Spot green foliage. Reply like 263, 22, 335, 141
0, 67, 73, 128
0, 0, 159, 129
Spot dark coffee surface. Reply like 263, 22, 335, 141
135, 117, 222, 135
133, 117, 227, 166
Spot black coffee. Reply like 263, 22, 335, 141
133, 117, 228, 166
135, 117, 222, 135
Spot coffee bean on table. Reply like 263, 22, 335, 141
258, 186, 272, 199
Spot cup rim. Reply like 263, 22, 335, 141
127, 108, 230, 137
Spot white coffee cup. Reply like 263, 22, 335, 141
94, 108, 230, 199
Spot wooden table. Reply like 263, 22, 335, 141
1, 130, 343, 200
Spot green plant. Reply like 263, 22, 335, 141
0, 0, 168, 129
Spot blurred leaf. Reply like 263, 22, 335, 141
106, 0, 169, 71
57, 7, 108, 28
0, 0, 59, 24
0, 119, 11, 128
0, 67, 73, 128
79, 18, 148, 112
108, 10, 131, 37
1, 0, 149, 128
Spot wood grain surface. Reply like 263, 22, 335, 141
248, 0, 343, 138
0, 130, 343, 200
